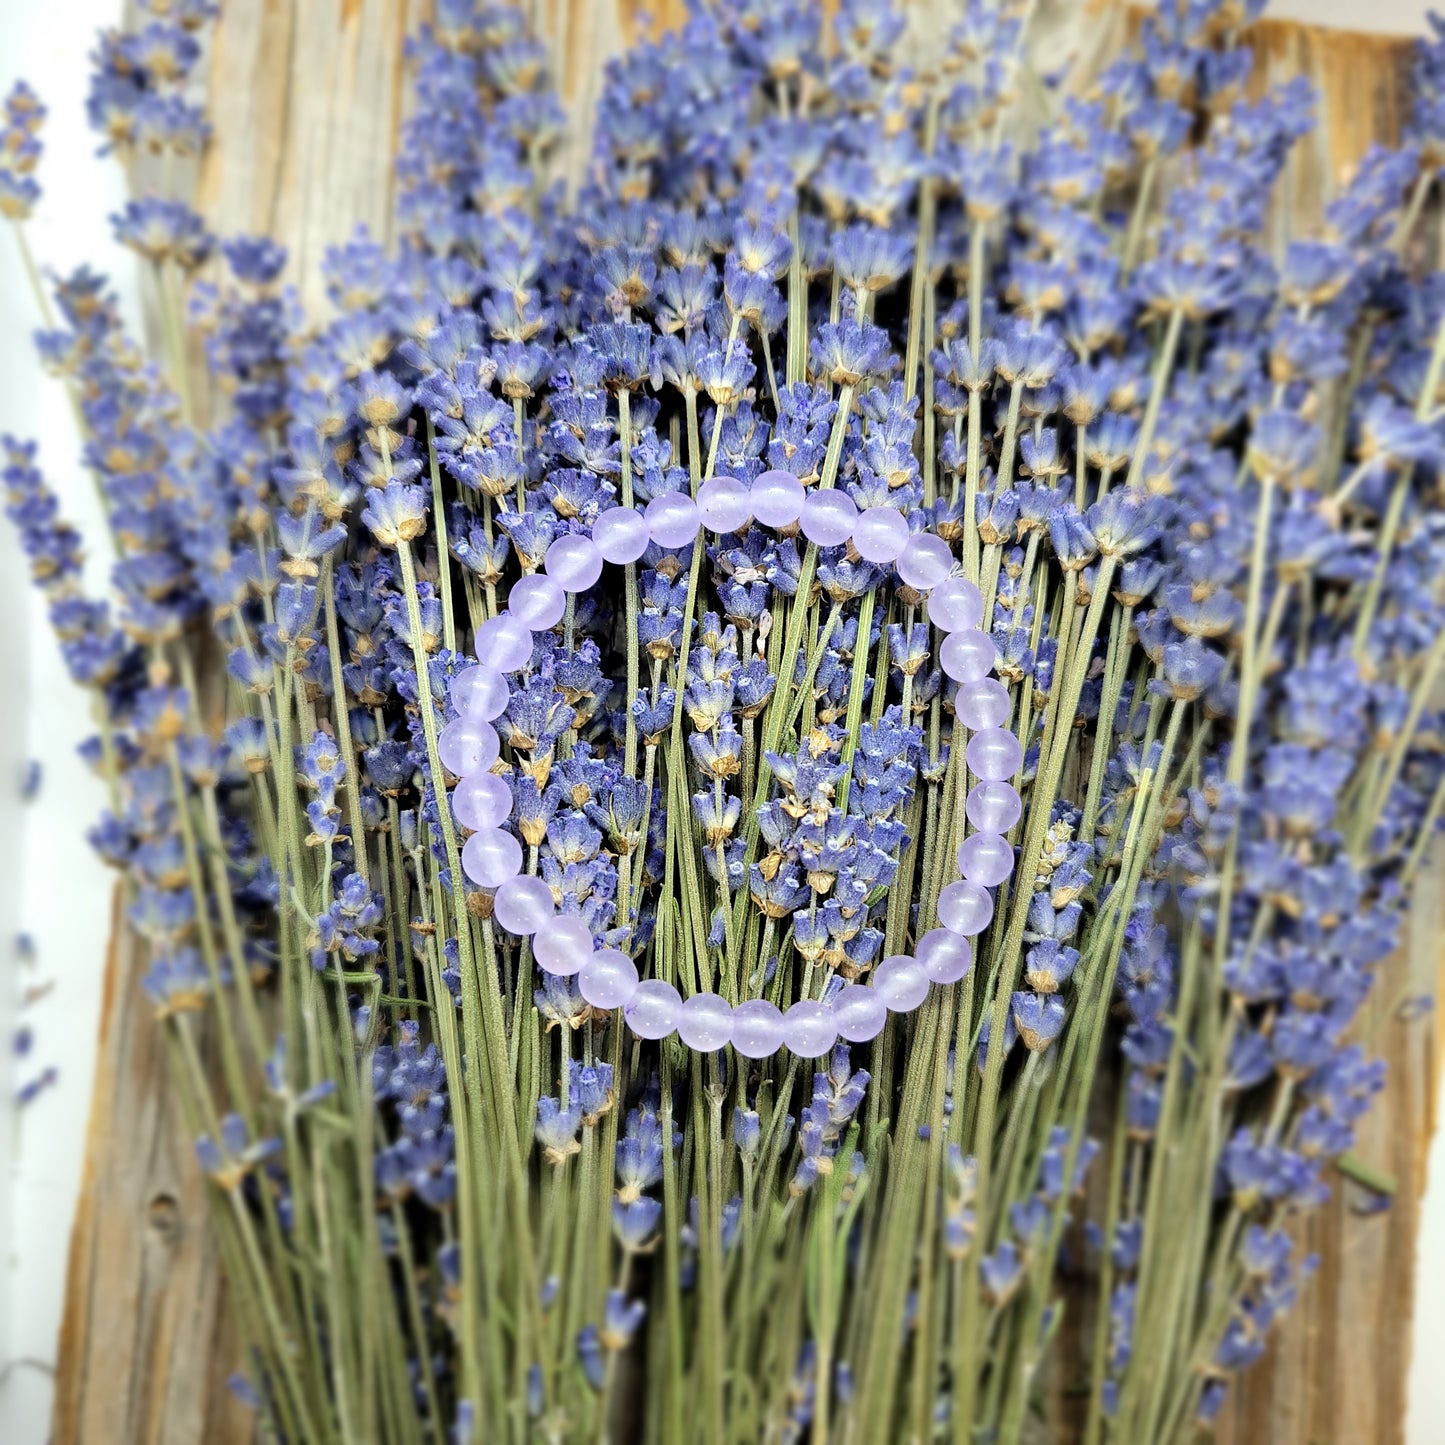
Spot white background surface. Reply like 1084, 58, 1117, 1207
0, 1, 130, 1438
0, 2, 1442, 1442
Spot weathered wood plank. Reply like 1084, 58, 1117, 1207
52, 891, 252, 1445
53, 7, 1443, 1444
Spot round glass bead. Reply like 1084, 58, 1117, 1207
852, 506, 910, 563
928, 577, 984, 632
896, 534, 954, 591
461, 826, 522, 888
544, 533, 603, 592
874, 954, 930, 1012
475, 614, 533, 673
956, 677, 1011, 731
533, 915, 594, 977
677, 992, 734, 1051
454, 771, 511, 831
507, 574, 566, 631
800, 489, 858, 547
937, 880, 994, 936
438, 718, 500, 778
624, 979, 682, 1040
697, 475, 752, 533
957, 832, 1015, 887
967, 726, 1023, 782
451, 664, 509, 723
966, 780, 1022, 834
831, 984, 888, 1043
940, 628, 996, 683
917, 928, 973, 985
492, 875, 555, 936
578, 947, 639, 1010
645, 491, 701, 549
782, 1000, 838, 1058
749, 469, 805, 528
593, 506, 651, 564
731, 999, 786, 1059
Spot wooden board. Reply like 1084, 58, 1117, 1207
50, 5, 1442, 1443
51, 891, 252, 1444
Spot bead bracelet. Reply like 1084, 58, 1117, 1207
437, 469, 1021, 1059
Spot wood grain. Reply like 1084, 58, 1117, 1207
52, 890, 252, 1444
1215, 877, 1443, 1445
53, 6, 1442, 1443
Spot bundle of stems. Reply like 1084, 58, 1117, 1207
5, 1, 1445, 1441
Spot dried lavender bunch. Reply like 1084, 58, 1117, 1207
6, 1, 1445, 1442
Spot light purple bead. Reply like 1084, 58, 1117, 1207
800, 489, 858, 547
852, 506, 910, 564
782, 1000, 838, 1058
749, 469, 805, 528
832, 983, 888, 1042
940, 628, 996, 683
624, 978, 682, 1040
731, 999, 786, 1059
544, 533, 603, 592
937, 880, 994, 936
578, 947, 639, 1010
896, 534, 954, 591
593, 506, 650, 563
453, 771, 512, 831
461, 826, 522, 888
645, 491, 701, 549
697, 476, 752, 533
492, 875, 555, 936
533, 915, 594, 977
475, 614, 533, 673
677, 992, 734, 1051
957, 833, 1015, 887
957, 677, 1011, 730
967, 780, 1022, 834
917, 928, 973, 985
438, 718, 500, 778
507, 574, 566, 631
451, 664, 510, 722
874, 954, 930, 1012
967, 726, 1023, 782
928, 577, 984, 632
